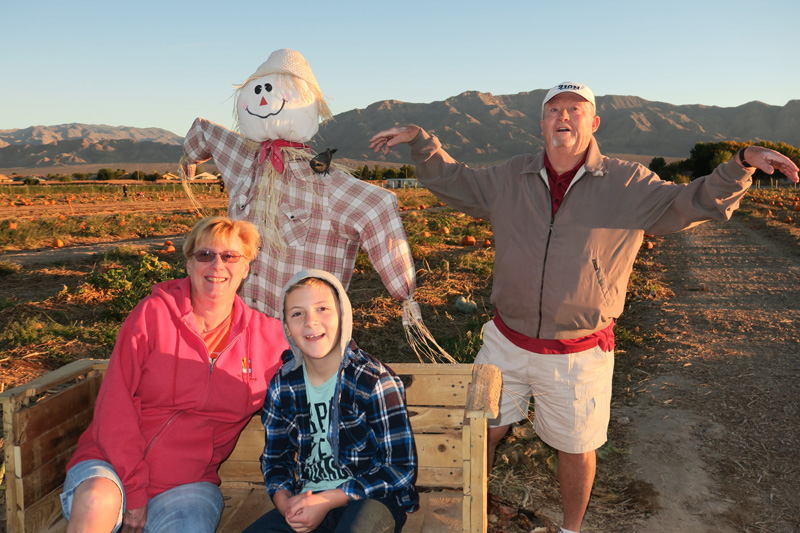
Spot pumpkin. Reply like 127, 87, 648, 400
421, 231, 431, 238
455, 296, 478, 314
164, 240, 174, 246
440, 227, 450, 235
53, 238, 65, 248
164, 245, 176, 253
461, 235, 476, 246
8, 222, 17, 230
482, 239, 492, 248
642, 241, 655, 250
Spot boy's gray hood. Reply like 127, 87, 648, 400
280, 269, 353, 372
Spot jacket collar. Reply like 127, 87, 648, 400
522, 137, 607, 177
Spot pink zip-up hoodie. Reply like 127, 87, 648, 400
66, 277, 287, 509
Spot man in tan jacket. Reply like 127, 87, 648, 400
369, 82, 798, 533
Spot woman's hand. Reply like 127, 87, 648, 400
120, 505, 147, 533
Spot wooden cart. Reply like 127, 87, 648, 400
2, 359, 501, 532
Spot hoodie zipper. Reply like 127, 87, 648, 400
534, 167, 587, 338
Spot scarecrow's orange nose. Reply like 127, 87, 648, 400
260, 97, 268, 106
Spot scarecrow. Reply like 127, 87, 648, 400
181, 48, 452, 363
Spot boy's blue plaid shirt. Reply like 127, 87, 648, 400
260, 342, 419, 512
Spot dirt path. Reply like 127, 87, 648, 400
0, 235, 187, 265
613, 217, 800, 532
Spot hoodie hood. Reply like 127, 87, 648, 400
280, 269, 353, 372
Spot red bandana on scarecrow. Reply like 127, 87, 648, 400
180, 49, 452, 363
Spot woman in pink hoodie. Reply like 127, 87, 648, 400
61, 216, 287, 533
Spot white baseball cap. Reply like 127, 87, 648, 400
542, 82, 595, 116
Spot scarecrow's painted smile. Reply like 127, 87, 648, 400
245, 98, 286, 120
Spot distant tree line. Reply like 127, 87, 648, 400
352, 164, 416, 181
650, 141, 800, 183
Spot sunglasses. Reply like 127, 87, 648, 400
191, 249, 244, 263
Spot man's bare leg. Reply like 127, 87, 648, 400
558, 450, 595, 532
487, 424, 510, 471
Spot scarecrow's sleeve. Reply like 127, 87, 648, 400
357, 187, 416, 301
181, 117, 252, 191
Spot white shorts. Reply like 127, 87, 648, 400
475, 320, 614, 454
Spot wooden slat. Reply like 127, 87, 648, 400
15, 444, 76, 509
403, 373, 472, 407
14, 409, 94, 476
4, 398, 21, 531
414, 433, 462, 468
17, 484, 66, 533
11, 375, 102, 444
389, 364, 473, 376
407, 406, 464, 433
216, 486, 275, 532
415, 467, 462, 489
408, 491, 464, 532
0, 360, 106, 408
218, 460, 263, 484
467, 418, 488, 533
465, 364, 501, 419
225, 429, 264, 462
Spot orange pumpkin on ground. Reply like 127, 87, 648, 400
461, 235, 476, 246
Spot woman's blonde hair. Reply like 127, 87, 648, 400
183, 216, 261, 261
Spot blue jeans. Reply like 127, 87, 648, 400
61, 460, 224, 533
243, 495, 406, 533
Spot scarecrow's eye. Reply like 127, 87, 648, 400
263, 83, 272, 92
254, 85, 262, 95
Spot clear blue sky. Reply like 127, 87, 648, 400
2, 0, 798, 137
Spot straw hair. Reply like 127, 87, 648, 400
183, 216, 261, 261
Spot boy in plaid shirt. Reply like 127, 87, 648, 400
245, 269, 418, 533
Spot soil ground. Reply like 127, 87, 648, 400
2, 215, 799, 532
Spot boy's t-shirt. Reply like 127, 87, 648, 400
301, 365, 353, 492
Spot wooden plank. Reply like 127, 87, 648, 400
389, 364, 473, 377
217, 486, 274, 532
14, 409, 94, 476
407, 406, 464, 433
16, 444, 76, 509
414, 433, 462, 469
465, 364, 501, 419
242, 414, 262, 430
225, 429, 264, 462
17, 484, 66, 533
11, 375, 102, 444
416, 467, 462, 489
4, 399, 21, 531
217, 460, 263, 484
467, 418, 488, 533
403, 374, 472, 407
0, 359, 105, 406
461, 424, 472, 533
408, 491, 464, 532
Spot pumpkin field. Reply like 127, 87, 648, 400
2, 181, 800, 532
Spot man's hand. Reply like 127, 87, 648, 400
368, 125, 421, 155
738, 146, 799, 183
120, 505, 147, 533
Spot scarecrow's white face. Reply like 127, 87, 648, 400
236, 73, 319, 143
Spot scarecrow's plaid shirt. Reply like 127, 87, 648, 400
183, 118, 416, 318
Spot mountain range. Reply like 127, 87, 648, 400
2, 90, 799, 170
